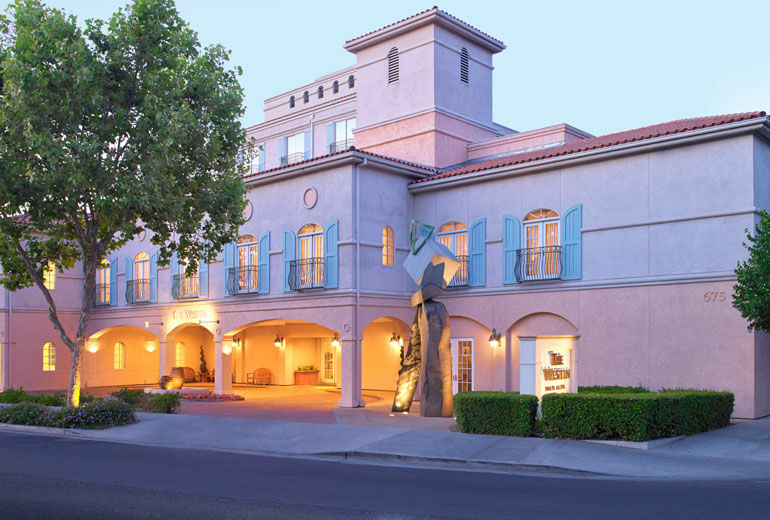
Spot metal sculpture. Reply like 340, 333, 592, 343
392, 221, 460, 417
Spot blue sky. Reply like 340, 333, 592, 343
4, 0, 770, 136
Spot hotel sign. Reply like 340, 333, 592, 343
540, 347, 571, 395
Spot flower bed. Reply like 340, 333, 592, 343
0, 397, 136, 429
179, 393, 243, 401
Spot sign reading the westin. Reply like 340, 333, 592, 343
540, 347, 571, 395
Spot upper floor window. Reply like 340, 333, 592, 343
289, 95, 295, 108
295, 223, 324, 288
460, 47, 469, 84
521, 209, 560, 280
382, 226, 394, 266
332, 80, 339, 94
348, 74, 355, 88
284, 132, 306, 165
114, 342, 126, 370
249, 143, 265, 174
438, 222, 469, 286
42, 342, 56, 372
317, 85, 324, 99
95, 260, 110, 305
175, 258, 199, 299
133, 252, 150, 301
329, 118, 356, 153
43, 262, 56, 290
303, 91, 309, 103
387, 47, 399, 83
235, 234, 259, 293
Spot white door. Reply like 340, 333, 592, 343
322, 343, 335, 383
451, 338, 474, 394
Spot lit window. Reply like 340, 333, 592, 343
133, 252, 150, 302
95, 260, 110, 305
298, 224, 324, 287
43, 342, 56, 372
175, 342, 185, 367
460, 47, 469, 84
387, 47, 399, 83
382, 226, 394, 266
236, 234, 259, 293
332, 80, 339, 94
289, 95, 295, 108
317, 85, 323, 99
43, 262, 56, 290
522, 209, 560, 279
438, 222, 468, 286
114, 342, 126, 370
176, 259, 198, 298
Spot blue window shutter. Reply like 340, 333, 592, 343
109, 257, 117, 306
258, 142, 266, 172
124, 256, 133, 305
149, 253, 158, 303
324, 220, 339, 289
468, 217, 486, 287
561, 204, 582, 280
283, 229, 296, 292
304, 129, 311, 159
502, 215, 521, 284
278, 137, 286, 163
223, 242, 235, 296
258, 232, 270, 294
325, 123, 335, 154
169, 252, 178, 292
198, 259, 209, 298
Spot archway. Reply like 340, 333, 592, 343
163, 322, 215, 384
361, 316, 410, 391
83, 325, 160, 388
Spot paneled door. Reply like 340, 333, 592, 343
451, 338, 474, 394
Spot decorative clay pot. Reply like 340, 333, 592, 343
294, 370, 319, 385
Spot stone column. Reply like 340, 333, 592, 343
158, 340, 175, 379
504, 329, 513, 392
338, 337, 364, 408
518, 334, 537, 396
214, 337, 232, 394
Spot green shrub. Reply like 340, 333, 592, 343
541, 390, 734, 441
110, 387, 146, 408
144, 392, 180, 414
0, 402, 56, 426
454, 392, 539, 437
0, 388, 31, 403
0, 388, 93, 406
578, 385, 649, 394
58, 398, 136, 429
297, 364, 316, 371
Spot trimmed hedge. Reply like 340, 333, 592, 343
0, 388, 98, 406
0, 398, 136, 429
454, 392, 539, 437
108, 388, 180, 414
578, 385, 649, 394
541, 390, 734, 442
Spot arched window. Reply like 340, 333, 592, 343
114, 342, 126, 370
237, 234, 258, 292
298, 224, 324, 287
289, 95, 295, 108
43, 261, 56, 290
348, 74, 355, 88
303, 90, 309, 103
43, 342, 56, 372
522, 209, 560, 279
177, 257, 198, 298
460, 47, 469, 84
95, 260, 110, 305
382, 226, 394, 266
387, 47, 399, 83
438, 222, 468, 286
175, 342, 185, 367
332, 80, 339, 94
134, 252, 150, 301
317, 85, 324, 99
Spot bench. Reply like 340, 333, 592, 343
247, 368, 272, 386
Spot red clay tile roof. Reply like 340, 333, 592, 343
345, 6, 505, 49
412, 111, 768, 184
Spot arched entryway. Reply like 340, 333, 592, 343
361, 316, 410, 391
83, 325, 160, 388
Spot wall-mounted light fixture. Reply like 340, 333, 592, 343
389, 333, 402, 349
222, 343, 233, 356
144, 320, 164, 328
87, 340, 99, 353
488, 328, 502, 348
274, 335, 284, 348
144, 340, 157, 353
198, 319, 220, 325
331, 333, 340, 348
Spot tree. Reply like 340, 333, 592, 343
0, 0, 247, 406
733, 211, 770, 332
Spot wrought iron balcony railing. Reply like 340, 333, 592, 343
514, 246, 562, 282
226, 266, 259, 295
328, 139, 354, 154
448, 255, 469, 287
125, 279, 150, 304
279, 152, 306, 166
94, 284, 111, 306
172, 274, 199, 299
288, 257, 324, 290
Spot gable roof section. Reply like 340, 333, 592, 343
412, 111, 768, 185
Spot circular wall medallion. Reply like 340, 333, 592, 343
137, 230, 146, 241
242, 200, 253, 221
303, 187, 318, 209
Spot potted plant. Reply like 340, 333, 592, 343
199, 345, 209, 382
294, 364, 319, 385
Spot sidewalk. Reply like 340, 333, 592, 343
3, 411, 770, 480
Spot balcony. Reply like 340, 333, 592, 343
227, 266, 259, 295
172, 274, 199, 300
279, 152, 306, 166
126, 279, 150, 304
514, 246, 562, 282
448, 255, 469, 287
94, 284, 111, 305
328, 139, 354, 154
288, 258, 324, 290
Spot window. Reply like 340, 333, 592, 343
438, 222, 469, 286
387, 47, 399, 83
522, 209, 560, 279
317, 85, 323, 99
249, 143, 264, 174
348, 74, 355, 88
114, 342, 126, 370
176, 259, 199, 298
175, 342, 185, 367
42, 342, 56, 372
460, 47, 469, 84
289, 95, 295, 108
303, 91, 309, 103
382, 226, 394, 266
43, 262, 56, 290
236, 234, 259, 293
284, 132, 305, 165
95, 260, 110, 305
332, 80, 339, 94
298, 223, 324, 287
134, 252, 150, 301
330, 118, 356, 153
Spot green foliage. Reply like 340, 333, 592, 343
734, 210, 770, 331
109, 387, 145, 407
199, 345, 208, 375
0, 388, 96, 406
144, 392, 180, 414
0, 398, 136, 429
297, 365, 316, 372
0, 402, 55, 426
453, 392, 539, 437
578, 385, 649, 394
541, 390, 734, 441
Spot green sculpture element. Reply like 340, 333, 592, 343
409, 220, 435, 254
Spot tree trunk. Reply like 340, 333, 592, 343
67, 338, 85, 407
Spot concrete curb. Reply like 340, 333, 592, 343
581, 436, 684, 451
0, 423, 85, 438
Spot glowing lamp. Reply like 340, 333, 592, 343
222, 343, 233, 356
144, 321, 149, 328
87, 341, 99, 353
389, 333, 401, 349
171, 374, 184, 390
331, 334, 340, 349
145, 341, 157, 353
274, 335, 284, 348
488, 328, 502, 348
231, 339, 238, 350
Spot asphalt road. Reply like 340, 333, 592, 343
0, 432, 769, 519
